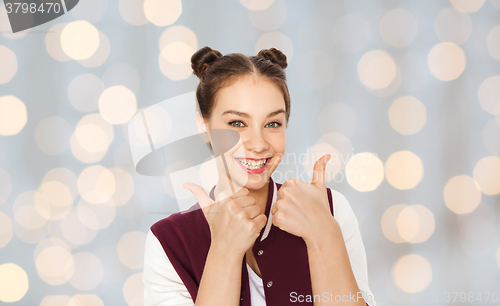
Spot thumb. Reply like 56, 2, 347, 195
311, 154, 330, 189
182, 182, 215, 214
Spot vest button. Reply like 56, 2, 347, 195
267, 281, 273, 287
258, 250, 263, 256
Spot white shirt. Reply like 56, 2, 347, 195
143, 182, 376, 306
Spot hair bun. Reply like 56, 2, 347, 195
191, 46, 223, 79
257, 48, 287, 69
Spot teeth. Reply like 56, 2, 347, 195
238, 158, 267, 169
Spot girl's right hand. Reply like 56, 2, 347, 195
182, 183, 267, 256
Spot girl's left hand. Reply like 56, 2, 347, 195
271, 154, 338, 242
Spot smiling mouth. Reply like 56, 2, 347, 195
234, 157, 272, 174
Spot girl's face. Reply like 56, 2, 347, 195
204, 76, 286, 191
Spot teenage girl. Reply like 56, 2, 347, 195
143, 46, 375, 306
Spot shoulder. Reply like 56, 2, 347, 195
150, 202, 206, 239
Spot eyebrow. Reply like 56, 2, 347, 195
222, 109, 285, 118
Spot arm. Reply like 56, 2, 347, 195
143, 229, 195, 306
305, 190, 375, 306
143, 229, 245, 306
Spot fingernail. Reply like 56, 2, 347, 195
181, 183, 186, 189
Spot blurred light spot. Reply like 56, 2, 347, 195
345, 152, 384, 192
123, 273, 144, 305
255, 32, 294, 61
0, 168, 13, 204
77, 31, 111, 68
473, 156, 500, 195
78, 166, 116, 204
427, 42, 466, 81
0, 263, 29, 302
71, 0, 108, 23
450, 0, 486, 12
434, 8, 472, 45
0, 95, 27, 136
407, 205, 435, 243
0, 45, 17, 84
98, 86, 137, 125
385, 151, 424, 190
487, 25, 500, 61
103, 63, 141, 94
358, 50, 396, 90
397, 206, 419, 242
68, 73, 104, 113
158, 26, 198, 80
119, 0, 148, 25
159, 25, 197, 51
118, 231, 146, 269
35, 181, 73, 220
478, 75, 500, 115
76, 124, 109, 153
45, 23, 71, 62
240, 0, 274, 10
35, 116, 72, 155
382, 204, 408, 243
392, 254, 432, 293
69, 294, 104, 306
482, 119, 500, 155
380, 9, 418, 48
0, 211, 12, 248
77, 198, 116, 230
444, 175, 481, 214
110, 168, 135, 206
61, 20, 100, 60
319, 103, 356, 138
0, 5, 31, 39
317, 132, 354, 171
42, 168, 79, 201
60, 210, 98, 246
333, 15, 371, 54
71, 114, 114, 163
144, 0, 182, 26
68, 252, 103, 290
367, 65, 402, 98
297, 51, 335, 89
40, 295, 72, 306
388, 96, 427, 135
303, 144, 342, 182
248, 0, 287, 31
35, 245, 74, 285
160, 41, 194, 64
14, 191, 48, 229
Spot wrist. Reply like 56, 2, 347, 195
304, 217, 342, 248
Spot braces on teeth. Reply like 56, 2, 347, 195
239, 159, 267, 169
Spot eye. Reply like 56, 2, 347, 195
229, 120, 246, 128
266, 121, 283, 128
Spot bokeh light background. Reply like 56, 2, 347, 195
1, 0, 500, 305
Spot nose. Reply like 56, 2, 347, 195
242, 127, 269, 153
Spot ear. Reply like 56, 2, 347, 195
196, 112, 210, 141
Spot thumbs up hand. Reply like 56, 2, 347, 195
182, 183, 268, 256
270, 154, 337, 242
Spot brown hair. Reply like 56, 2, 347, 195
190, 46, 290, 125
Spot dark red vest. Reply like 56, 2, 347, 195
151, 177, 365, 305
